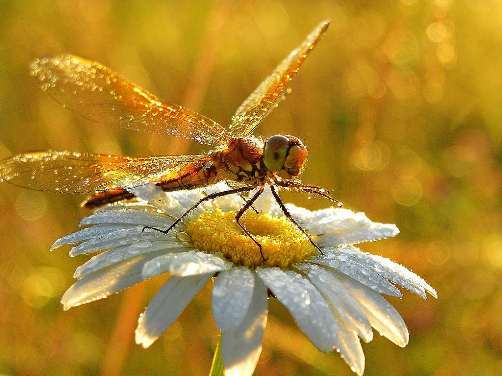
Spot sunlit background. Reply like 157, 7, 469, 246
0, 1, 501, 375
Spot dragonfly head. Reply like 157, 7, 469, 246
263, 135, 308, 178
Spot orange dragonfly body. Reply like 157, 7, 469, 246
0, 20, 337, 255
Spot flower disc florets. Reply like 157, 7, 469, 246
185, 209, 316, 268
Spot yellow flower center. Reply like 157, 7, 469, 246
184, 208, 316, 268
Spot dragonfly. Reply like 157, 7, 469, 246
0, 20, 340, 259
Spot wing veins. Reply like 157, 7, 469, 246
228, 20, 330, 137
31, 55, 231, 146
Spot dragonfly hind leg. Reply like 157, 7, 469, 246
270, 185, 324, 255
235, 187, 266, 261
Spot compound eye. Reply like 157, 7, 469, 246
285, 145, 308, 176
263, 135, 289, 171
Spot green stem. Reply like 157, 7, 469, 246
209, 334, 224, 376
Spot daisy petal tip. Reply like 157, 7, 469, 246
424, 284, 438, 299
347, 359, 365, 376
49, 240, 63, 251
60, 295, 74, 311
68, 247, 80, 257
397, 334, 409, 348
134, 329, 155, 349
337, 352, 364, 376
61, 304, 71, 311
141, 261, 158, 279
389, 224, 400, 237
392, 327, 409, 348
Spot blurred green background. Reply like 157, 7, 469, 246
0, 0, 501, 375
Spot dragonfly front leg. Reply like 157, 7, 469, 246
275, 179, 343, 207
270, 185, 324, 255
235, 186, 266, 261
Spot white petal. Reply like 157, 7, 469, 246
74, 242, 188, 279
61, 253, 158, 310
256, 268, 337, 352
313, 248, 402, 297
301, 263, 373, 343
130, 184, 164, 202
249, 186, 277, 213
367, 253, 437, 299
142, 251, 230, 278
320, 246, 436, 299
221, 274, 268, 376
212, 267, 255, 331
80, 209, 171, 227
135, 274, 211, 348
285, 205, 399, 245
69, 228, 173, 256
342, 276, 409, 347
164, 189, 204, 214
50, 224, 130, 250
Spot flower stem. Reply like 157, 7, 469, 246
209, 334, 224, 376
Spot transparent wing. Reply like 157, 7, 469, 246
0, 151, 205, 194
31, 55, 231, 146
228, 20, 330, 137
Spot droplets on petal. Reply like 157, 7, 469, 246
321, 246, 437, 299
286, 206, 399, 245
313, 247, 403, 297
80, 207, 171, 228
212, 267, 256, 331
301, 263, 373, 343
73, 242, 187, 279
50, 224, 128, 250
341, 276, 409, 347
256, 267, 337, 352
367, 253, 437, 299
221, 275, 268, 376
142, 251, 230, 278
135, 274, 211, 348
61, 253, 159, 310
69, 227, 171, 256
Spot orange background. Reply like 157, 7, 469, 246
0, 1, 500, 375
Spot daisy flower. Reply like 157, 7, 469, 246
51, 182, 437, 375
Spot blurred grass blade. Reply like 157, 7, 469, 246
209, 334, 224, 376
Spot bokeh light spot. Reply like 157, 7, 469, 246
14, 191, 48, 222
392, 176, 423, 206
352, 141, 390, 172
21, 266, 66, 308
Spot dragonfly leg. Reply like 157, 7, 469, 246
235, 186, 266, 261
238, 193, 259, 213
275, 179, 343, 207
270, 185, 324, 255
142, 186, 254, 234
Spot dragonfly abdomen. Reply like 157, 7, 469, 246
82, 159, 222, 209
82, 187, 135, 209
156, 159, 220, 192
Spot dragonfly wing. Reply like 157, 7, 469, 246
0, 151, 204, 194
228, 20, 330, 137
31, 55, 230, 146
